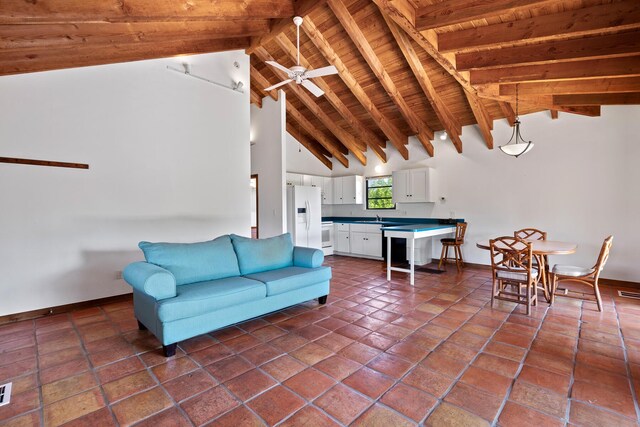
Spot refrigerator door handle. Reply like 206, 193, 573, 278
306, 200, 310, 231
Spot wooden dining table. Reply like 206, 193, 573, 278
476, 239, 577, 302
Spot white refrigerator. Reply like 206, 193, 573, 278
287, 186, 322, 249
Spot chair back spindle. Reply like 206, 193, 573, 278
515, 228, 547, 241
593, 236, 614, 277
455, 222, 468, 244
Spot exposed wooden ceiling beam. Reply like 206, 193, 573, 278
439, 0, 640, 53
415, 0, 557, 31
250, 64, 279, 101
0, 37, 250, 76
470, 56, 640, 85
0, 0, 294, 23
383, 14, 462, 153
329, 0, 434, 157
550, 110, 559, 120
463, 90, 494, 149
552, 106, 600, 116
274, 33, 388, 163
286, 122, 334, 170
0, 21, 270, 51
254, 46, 367, 165
498, 102, 516, 126
552, 93, 640, 106
372, 0, 474, 93
498, 77, 640, 96
246, 0, 326, 54
302, 15, 409, 160
286, 101, 349, 168
250, 89, 263, 108
457, 30, 640, 71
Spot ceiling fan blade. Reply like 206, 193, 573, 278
265, 60, 293, 76
301, 79, 325, 97
304, 65, 338, 79
264, 79, 293, 91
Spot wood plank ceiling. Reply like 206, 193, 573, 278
2, 0, 639, 169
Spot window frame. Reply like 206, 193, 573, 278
365, 175, 395, 210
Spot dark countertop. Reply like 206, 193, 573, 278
321, 217, 463, 226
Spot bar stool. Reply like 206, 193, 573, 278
439, 222, 467, 272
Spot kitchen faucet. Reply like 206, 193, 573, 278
376, 214, 382, 221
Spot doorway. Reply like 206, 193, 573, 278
251, 174, 259, 239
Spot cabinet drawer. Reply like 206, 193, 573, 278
336, 223, 350, 232
365, 224, 383, 233
350, 224, 368, 232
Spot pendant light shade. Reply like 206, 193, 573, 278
499, 85, 534, 158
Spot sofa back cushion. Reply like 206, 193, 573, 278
230, 233, 294, 275
139, 235, 240, 285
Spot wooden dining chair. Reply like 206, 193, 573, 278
515, 227, 548, 286
439, 222, 467, 272
490, 236, 539, 315
514, 228, 547, 241
550, 236, 613, 312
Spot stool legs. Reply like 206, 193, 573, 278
439, 243, 464, 272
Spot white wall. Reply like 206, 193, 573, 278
286, 132, 333, 176
250, 92, 287, 238
0, 51, 251, 316
288, 106, 640, 282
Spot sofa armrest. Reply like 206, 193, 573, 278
123, 262, 177, 301
293, 247, 324, 268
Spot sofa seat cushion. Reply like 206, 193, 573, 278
245, 266, 331, 297
139, 235, 240, 286
230, 233, 294, 275
157, 277, 266, 322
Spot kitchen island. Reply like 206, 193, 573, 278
380, 223, 457, 285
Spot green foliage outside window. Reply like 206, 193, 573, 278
367, 176, 394, 209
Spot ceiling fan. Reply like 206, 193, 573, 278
264, 16, 338, 97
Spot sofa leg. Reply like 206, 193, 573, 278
137, 320, 147, 331
318, 295, 328, 305
163, 343, 177, 357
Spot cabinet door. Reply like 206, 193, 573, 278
302, 175, 313, 186
336, 230, 350, 252
342, 176, 355, 204
364, 232, 382, 257
286, 173, 303, 186
309, 176, 323, 188
409, 169, 428, 202
349, 232, 366, 255
392, 170, 409, 203
332, 177, 344, 204
322, 177, 333, 205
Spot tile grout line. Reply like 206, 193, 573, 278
612, 292, 640, 423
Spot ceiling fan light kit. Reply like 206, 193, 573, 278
264, 16, 339, 97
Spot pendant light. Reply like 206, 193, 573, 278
499, 84, 534, 158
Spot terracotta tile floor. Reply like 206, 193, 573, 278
1, 256, 640, 426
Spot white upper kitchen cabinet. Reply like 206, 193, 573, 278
392, 168, 434, 203
286, 173, 304, 186
333, 175, 363, 205
322, 177, 333, 205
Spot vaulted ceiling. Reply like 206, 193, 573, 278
3, 0, 639, 169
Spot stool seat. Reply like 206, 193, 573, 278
441, 238, 456, 244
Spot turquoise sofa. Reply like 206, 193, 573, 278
123, 233, 331, 356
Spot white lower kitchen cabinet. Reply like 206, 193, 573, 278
338, 224, 383, 259
335, 230, 350, 253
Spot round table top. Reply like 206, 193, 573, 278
476, 239, 577, 255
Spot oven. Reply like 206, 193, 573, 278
321, 221, 334, 256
